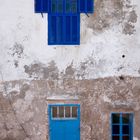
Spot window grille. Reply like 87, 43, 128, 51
111, 113, 133, 140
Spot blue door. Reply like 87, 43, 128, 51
48, 104, 80, 140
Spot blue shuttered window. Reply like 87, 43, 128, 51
35, 0, 94, 13
34, 0, 94, 45
48, 14, 80, 45
48, 0, 80, 45
80, 0, 94, 13
35, 0, 48, 13
111, 113, 133, 140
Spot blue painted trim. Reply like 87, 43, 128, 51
110, 113, 112, 140
48, 104, 80, 106
120, 113, 122, 140
111, 112, 134, 140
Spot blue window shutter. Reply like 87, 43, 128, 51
65, 16, 71, 42
49, 0, 57, 13
34, 0, 93, 45
64, 15, 80, 44
35, 0, 48, 13
42, 0, 48, 12
80, 0, 93, 13
48, 14, 80, 45
71, 0, 78, 13
87, 0, 94, 13
58, 0, 63, 13
72, 15, 80, 44
35, 0, 42, 13
65, 0, 77, 13
48, 15, 64, 45
79, 0, 85, 13
57, 16, 63, 43
49, 0, 63, 13
48, 15, 57, 44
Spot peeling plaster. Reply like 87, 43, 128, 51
0, 0, 140, 139
0, 0, 139, 80
0, 76, 140, 139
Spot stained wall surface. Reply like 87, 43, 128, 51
0, 0, 140, 80
0, 0, 140, 140
0, 77, 140, 140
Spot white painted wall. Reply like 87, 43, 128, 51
0, 0, 140, 81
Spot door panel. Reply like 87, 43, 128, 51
49, 105, 80, 140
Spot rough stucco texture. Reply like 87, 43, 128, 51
0, 0, 140, 80
0, 0, 140, 140
0, 76, 140, 140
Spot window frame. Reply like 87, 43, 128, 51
111, 112, 133, 140
49, 104, 80, 120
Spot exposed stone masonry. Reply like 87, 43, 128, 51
0, 76, 140, 140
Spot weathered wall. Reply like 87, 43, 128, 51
0, 0, 140, 80
0, 0, 140, 139
0, 76, 140, 140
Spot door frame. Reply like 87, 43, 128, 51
48, 104, 80, 140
